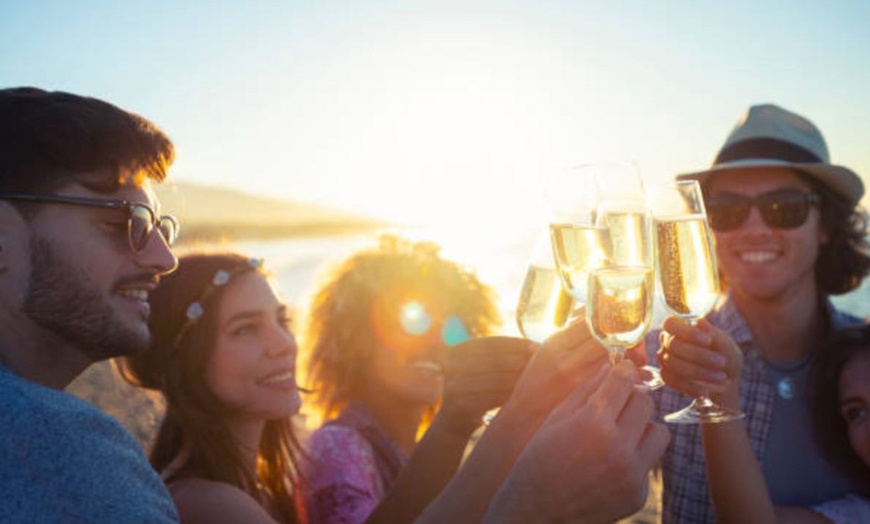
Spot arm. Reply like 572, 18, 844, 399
661, 318, 839, 524
661, 317, 778, 523
366, 336, 533, 524
416, 314, 614, 524
169, 478, 279, 524
484, 360, 671, 523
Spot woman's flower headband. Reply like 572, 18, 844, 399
173, 258, 264, 348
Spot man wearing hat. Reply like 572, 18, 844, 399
651, 103, 870, 523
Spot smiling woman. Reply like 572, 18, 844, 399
119, 253, 306, 524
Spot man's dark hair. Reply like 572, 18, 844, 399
0, 87, 174, 195
803, 172, 870, 295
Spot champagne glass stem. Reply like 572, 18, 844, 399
608, 346, 664, 391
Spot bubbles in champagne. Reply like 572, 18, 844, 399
655, 215, 720, 319
587, 266, 653, 347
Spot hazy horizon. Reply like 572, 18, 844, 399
3, 1, 869, 253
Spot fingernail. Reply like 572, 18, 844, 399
707, 371, 728, 383
695, 332, 713, 346
710, 354, 727, 368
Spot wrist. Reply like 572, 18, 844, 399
430, 410, 480, 441
484, 472, 544, 523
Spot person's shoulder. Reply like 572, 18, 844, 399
0, 369, 139, 454
303, 422, 381, 488
0, 368, 177, 522
169, 478, 278, 523
308, 422, 372, 454
2, 369, 113, 424
810, 493, 870, 523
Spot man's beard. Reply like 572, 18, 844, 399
21, 235, 149, 361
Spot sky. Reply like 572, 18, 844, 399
3, 0, 870, 249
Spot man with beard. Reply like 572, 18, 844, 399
0, 87, 180, 522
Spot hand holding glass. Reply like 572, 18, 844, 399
651, 180, 744, 423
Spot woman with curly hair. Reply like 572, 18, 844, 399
120, 252, 306, 523
300, 234, 522, 523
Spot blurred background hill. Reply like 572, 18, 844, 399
156, 181, 389, 244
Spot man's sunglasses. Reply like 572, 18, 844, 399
705, 189, 820, 232
0, 193, 179, 252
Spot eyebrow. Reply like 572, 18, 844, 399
224, 304, 288, 326
839, 396, 863, 407
224, 310, 265, 327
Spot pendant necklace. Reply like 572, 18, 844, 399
764, 356, 811, 400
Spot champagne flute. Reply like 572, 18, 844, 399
516, 229, 576, 342
651, 179, 744, 423
586, 162, 663, 390
547, 163, 609, 307
482, 230, 574, 426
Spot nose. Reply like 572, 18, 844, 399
134, 228, 178, 275
737, 205, 771, 235
266, 325, 298, 359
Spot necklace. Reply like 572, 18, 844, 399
763, 356, 812, 400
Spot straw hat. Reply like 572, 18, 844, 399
677, 104, 864, 204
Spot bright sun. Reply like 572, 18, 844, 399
269, 24, 602, 254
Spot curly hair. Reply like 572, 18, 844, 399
809, 324, 870, 491
301, 234, 501, 426
804, 173, 870, 295
119, 252, 305, 523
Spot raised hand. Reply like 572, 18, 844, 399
485, 361, 671, 523
501, 309, 610, 427
657, 316, 741, 403
438, 336, 534, 435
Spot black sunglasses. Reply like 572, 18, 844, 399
705, 189, 821, 232
0, 193, 179, 252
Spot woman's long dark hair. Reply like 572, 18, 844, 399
119, 252, 305, 523
809, 324, 870, 492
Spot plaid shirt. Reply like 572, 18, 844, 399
648, 296, 860, 524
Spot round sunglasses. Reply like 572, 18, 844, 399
705, 189, 821, 232
0, 193, 179, 252
399, 301, 470, 348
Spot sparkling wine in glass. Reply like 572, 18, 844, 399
587, 162, 663, 389
516, 261, 575, 343
652, 180, 744, 423
545, 163, 609, 306
485, 230, 574, 426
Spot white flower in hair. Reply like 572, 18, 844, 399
174, 257, 265, 347
186, 302, 204, 320
213, 270, 231, 286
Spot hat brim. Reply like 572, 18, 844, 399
677, 159, 864, 205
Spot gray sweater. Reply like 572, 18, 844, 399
0, 361, 178, 523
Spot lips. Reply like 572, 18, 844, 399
738, 250, 779, 264
410, 360, 444, 375
115, 275, 159, 303
257, 368, 296, 386
116, 288, 150, 301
